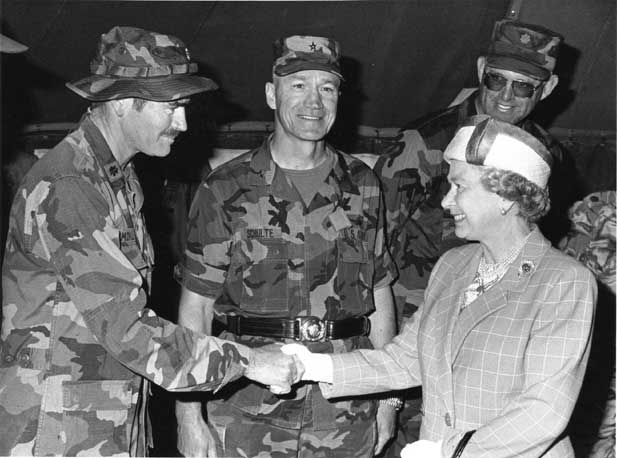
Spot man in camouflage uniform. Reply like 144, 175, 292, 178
0, 26, 299, 457
374, 20, 581, 458
175, 35, 399, 457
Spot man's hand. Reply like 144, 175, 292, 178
374, 402, 397, 455
400, 439, 442, 458
176, 403, 217, 457
245, 344, 304, 393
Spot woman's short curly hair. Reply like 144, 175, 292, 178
481, 167, 550, 224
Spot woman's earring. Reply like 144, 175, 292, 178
500, 206, 507, 215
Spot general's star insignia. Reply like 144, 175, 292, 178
520, 33, 531, 44
309, 42, 317, 51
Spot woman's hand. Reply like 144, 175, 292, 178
400, 439, 442, 458
281, 343, 334, 383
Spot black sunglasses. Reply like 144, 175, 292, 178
482, 72, 542, 98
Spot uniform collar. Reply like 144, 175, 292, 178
246, 136, 359, 201
80, 114, 144, 213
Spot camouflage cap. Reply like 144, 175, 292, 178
273, 35, 344, 80
486, 20, 563, 80
0, 34, 28, 53
67, 26, 217, 102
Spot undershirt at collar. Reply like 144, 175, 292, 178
280, 153, 334, 206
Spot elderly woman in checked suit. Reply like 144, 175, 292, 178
284, 116, 596, 458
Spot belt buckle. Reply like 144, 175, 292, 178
296, 316, 326, 342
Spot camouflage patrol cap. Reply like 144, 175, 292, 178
486, 20, 563, 80
273, 35, 344, 80
67, 26, 217, 102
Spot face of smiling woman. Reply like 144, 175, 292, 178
266, 70, 340, 144
441, 159, 504, 243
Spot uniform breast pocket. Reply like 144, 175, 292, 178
337, 229, 374, 314
61, 380, 135, 456
235, 237, 289, 313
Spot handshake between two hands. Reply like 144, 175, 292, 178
244, 343, 332, 395
245, 343, 443, 457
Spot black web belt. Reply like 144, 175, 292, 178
224, 315, 371, 342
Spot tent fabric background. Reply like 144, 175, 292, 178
1, 1, 506, 127
2, 0, 615, 131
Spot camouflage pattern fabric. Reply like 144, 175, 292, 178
560, 190, 616, 458
373, 91, 576, 458
177, 139, 396, 457
0, 116, 251, 456
373, 98, 473, 327
487, 20, 563, 80
273, 35, 343, 79
208, 383, 376, 458
560, 191, 616, 291
66, 26, 217, 102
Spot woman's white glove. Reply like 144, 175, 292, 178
400, 440, 443, 458
281, 343, 333, 383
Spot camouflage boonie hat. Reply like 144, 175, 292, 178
273, 35, 344, 80
67, 26, 218, 102
486, 20, 563, 80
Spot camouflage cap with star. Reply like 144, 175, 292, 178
273, 35, 344, 80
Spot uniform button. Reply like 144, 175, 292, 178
445, 412, 452, 426
4, 354, 14, 363
19, 352, 30, 362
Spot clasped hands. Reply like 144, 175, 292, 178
244, 343, 332, 394
246, 345, 442, 457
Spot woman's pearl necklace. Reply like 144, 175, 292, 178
477, 231, 533, 290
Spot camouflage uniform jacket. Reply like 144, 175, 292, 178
178, 139, 396, 429
0, 116, 250, 456
374, 91, 577, 324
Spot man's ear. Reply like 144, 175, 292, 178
265, 82, 276, 110
539, 74, 559, 101
477, 56, 487, 83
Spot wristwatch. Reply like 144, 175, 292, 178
379, 397, 404, 412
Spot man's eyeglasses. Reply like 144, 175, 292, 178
482, 72, 542, 98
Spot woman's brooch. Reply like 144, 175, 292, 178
518, 260, 534, 277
